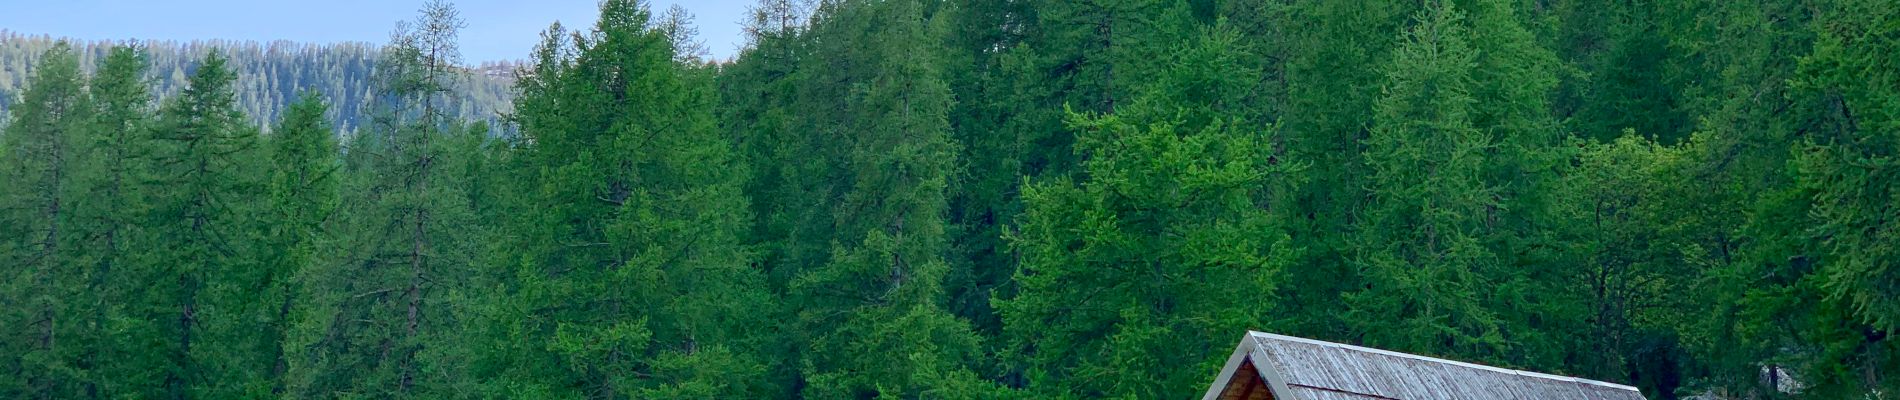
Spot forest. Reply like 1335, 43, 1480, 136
0, 30, 516, 132
0, 0, 1895, 399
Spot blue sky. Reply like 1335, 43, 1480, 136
0, 0, 755, 61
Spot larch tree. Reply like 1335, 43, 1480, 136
285, 1, 481, 397
1244, 0, 1419, 341
785, 0, 1001, 398
478, 0, 779, 398
0, 41, 91, 400
1548, 0, 1697, 143
140, 49, 268, 400
1785, 0, 1900, 394
1343, 0, 1507, 364
1001, 22, 1300, 398
1453, 0, 1575, 373
1660, 0, 1835, 395
716, 2, 838, 389
73, 44, 160, 398
262, 92, 340, 395
935, 0, 1034, 335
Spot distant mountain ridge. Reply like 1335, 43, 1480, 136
0, 30, 517, 132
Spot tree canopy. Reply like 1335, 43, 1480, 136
2, 0, 1896, 398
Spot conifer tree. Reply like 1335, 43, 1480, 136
1454, 0, 1575, 372
1241, 0, 1419, 340
0, 41, 90, 400
723, 0, 817, 285
1001, 23, 1300, 398
1783, 0, 1900, 393
285, 2, 480, 396
1795, 0, 1900, 336
1549, 0, 1696, 142
477, 1, 780, 397
262, 92, 339, 395
785, 1, 1000, 397
73, 44, 159, 398
1343, 0, 1507, 363
139, 49, 267, 400
1647, 0, 1835, 395
935, 0, 1033, 335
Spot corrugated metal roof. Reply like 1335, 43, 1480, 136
1202, 332, 1649, 400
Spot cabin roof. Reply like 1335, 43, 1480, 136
1202, 331, 1648, 400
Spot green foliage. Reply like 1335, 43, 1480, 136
1548, 0, 1697, 143
1005, 112, 1294, 398
1002, 22, 1299, 399
71, 44, 162, 398
0, 41, 91, 400
474, 0, 779, 397
1236, 0, 1419, 343
283, 2, 489, 397
1797, 0, 1900, 333
778, 1, 999, 397
142, 49, 271, 399
1345, 0, 1507, 361
2, 0, 1896, 398
1778, 0, 1900, 394
263, 92, 341, 395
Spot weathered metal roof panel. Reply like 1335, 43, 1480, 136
1286, 387, 1391, 400
1229, 332, 1648, 400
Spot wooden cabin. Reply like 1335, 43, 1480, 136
1202, 331, 1649, 400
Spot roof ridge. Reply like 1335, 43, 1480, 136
1247, 331, 1642, 392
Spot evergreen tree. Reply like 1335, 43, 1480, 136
1456, 0, 1576, 373
939, 0, 1208, 345
0, 41, 90, 400
72, 44, 159, 399
263, 92, 339, 395
1000, 22, 1300, 398
1796, 0, 1899, 333
785, 1, 1000, 397
1242, 0, 1420, 341
1781, 0, 1900, 393
1343, 0, 1507, 363
936, 0, 1033, 335
285, 2, 481, 396
477, 1, 779, 398
138, 49, 268, 400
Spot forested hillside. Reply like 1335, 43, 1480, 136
0, 30, 514, 132
1, 0, 1896, 399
